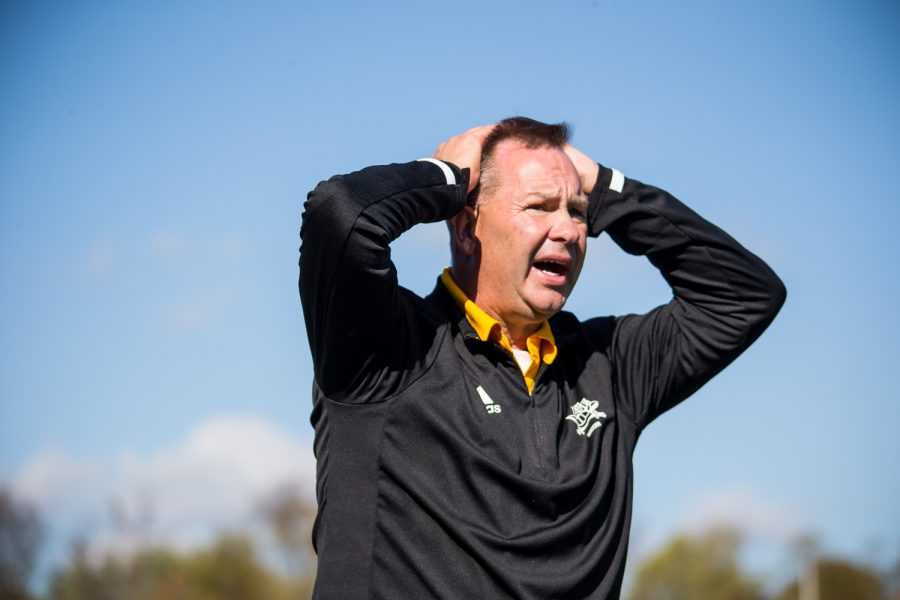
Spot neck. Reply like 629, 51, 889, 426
449, 263, 542, 348
501, 323, 541, 350
449, 263, 478, 303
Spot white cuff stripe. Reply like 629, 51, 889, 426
417, 158, 456, 186
610, 168, 625, 193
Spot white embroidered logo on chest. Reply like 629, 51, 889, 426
475, 385, 502, 414
566, 398, 607, 437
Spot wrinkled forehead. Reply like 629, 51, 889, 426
490, 141, 582, 197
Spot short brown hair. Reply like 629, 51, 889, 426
473, 116, 570, 204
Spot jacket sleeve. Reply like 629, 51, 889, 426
299, 160, 467, 402
583, 165, 786, 430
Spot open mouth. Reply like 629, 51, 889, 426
533, 260, 569, 277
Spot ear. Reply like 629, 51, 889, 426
449, 205, 479, 256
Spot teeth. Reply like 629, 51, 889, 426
535, 261, 566, 275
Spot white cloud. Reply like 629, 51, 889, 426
678, 485, 804, 543
117, 415, 315, 527
13, 414, 316, 559
149, 230, 187, 260
164, 300, 214, 331
15, 450, 103, 511
625, 485, 809, 591
149, 230, 246, 264
212, 235, 246, 262
84, 239, 115, 276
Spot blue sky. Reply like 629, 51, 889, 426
2, 0, 898, 590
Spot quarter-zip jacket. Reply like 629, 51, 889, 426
298, 159, 785, 599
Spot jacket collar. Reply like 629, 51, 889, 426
426, 272, 578, 350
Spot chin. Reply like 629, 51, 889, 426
530, 295, 568, 318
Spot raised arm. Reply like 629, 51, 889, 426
299, 126, 497, 400
565, 144, 786, 429
299, 160, 466, 400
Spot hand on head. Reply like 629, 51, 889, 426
432, 125, 495, 194
562, 143, 599, 196
433, 122, 598, 197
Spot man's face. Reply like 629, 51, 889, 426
471, 140, 588, 329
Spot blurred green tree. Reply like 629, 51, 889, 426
48, 533, 292, 600
0, 485, 42, 600
185, 534, 285, 600
627, 526, 765, 600
775, 557, 885, 600
259, 485, 317, 599
47, 488, 321, 600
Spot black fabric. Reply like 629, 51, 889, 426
298, 160, 785, 599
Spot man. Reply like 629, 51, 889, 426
299, 117, 785, 599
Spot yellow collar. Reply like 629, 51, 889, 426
440, 268, 558, 367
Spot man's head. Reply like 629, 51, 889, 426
448, 117, 588, 342
470, 117, 571, 206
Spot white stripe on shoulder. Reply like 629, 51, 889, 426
417, 158, 456, 186
610, 168, 625, 193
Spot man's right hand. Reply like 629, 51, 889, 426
432, 125, 495, 194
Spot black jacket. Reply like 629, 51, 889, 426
299, 159, 785, 599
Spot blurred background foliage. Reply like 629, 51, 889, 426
2, 484, 316, 600
3, 483, 899, 600
627, 526, 900, 600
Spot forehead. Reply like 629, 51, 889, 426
490, 140, 580, 195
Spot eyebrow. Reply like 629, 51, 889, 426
527, 189, 586, 200
526, 191, 588, 208
525, 190, 558, 199
567, 195, 589, 214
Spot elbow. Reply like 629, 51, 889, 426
763, 271, 787, 321
745, 270, 787, 338
301, 176, 357, 241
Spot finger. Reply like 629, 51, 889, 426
468, 124, 495, 141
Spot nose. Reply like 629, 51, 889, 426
549, 209, 581, 245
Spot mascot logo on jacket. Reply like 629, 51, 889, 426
566, 399, 607, 438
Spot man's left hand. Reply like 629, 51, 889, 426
563, 143, 600, 196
